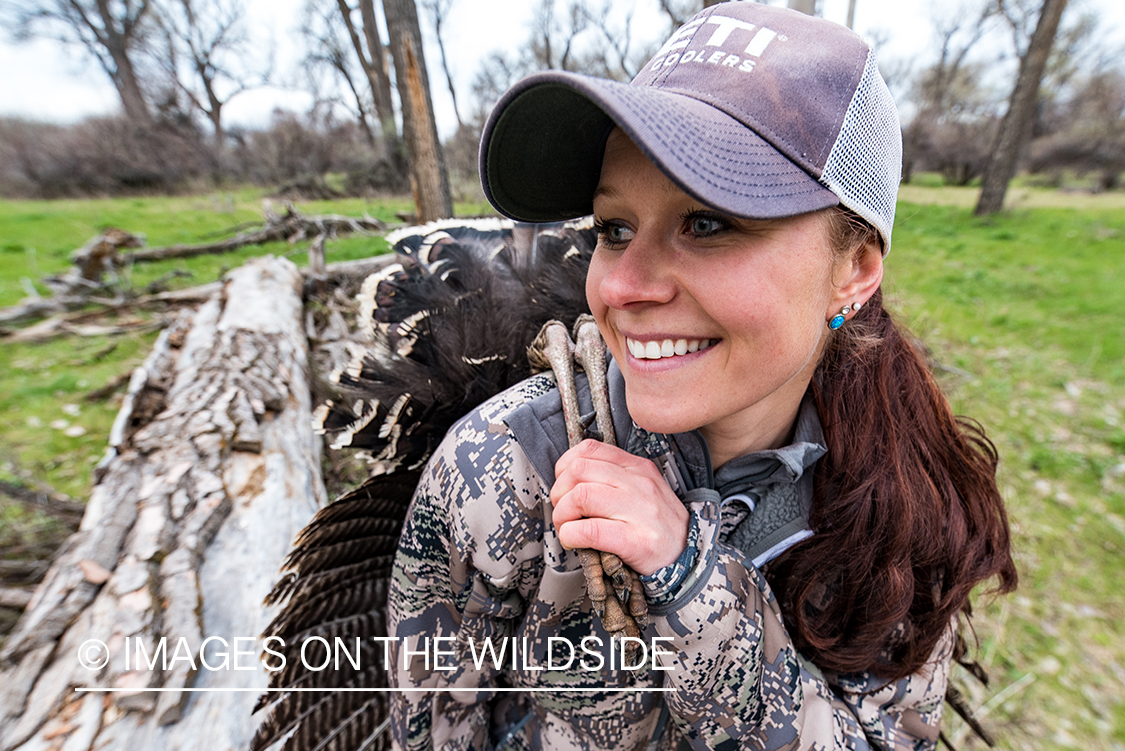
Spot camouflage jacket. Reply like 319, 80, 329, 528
387, 362, 952, 751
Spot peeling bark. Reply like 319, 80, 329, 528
0, 257, 326, 751
383, 0, 452, 222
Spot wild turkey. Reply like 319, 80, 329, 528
251, 218, 596, 751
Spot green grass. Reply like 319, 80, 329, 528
0, 188, 486, 528
0, 189, 495, 308
1, 189, 1123, 748
885, 201, 1125, 749
888, 203, 1125, 383
0, 333, 158, 497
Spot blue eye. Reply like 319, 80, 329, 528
594, 219, 633, 247
687, 213, 727, 236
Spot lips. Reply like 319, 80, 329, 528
625, 337, 718, 360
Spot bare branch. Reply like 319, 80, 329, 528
12, 0, 154, 121
153, 0, 265, 152
420, 0, 463, 128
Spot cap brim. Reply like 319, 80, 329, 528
480, 70, 839, 224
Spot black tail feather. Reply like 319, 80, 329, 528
253, 220, 595, 751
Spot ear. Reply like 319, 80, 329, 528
828, 238, 883, 323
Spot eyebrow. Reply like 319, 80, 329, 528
592, 179, 684, 204
591, 185, 619, 202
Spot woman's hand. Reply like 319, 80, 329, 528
551, 439, 689, 576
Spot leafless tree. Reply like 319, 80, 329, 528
8, 0, 155, 123
526, 0, 650, 80
976, 0, 1069, 214
901, 2, 1002, 183
420, 0, 463, 129
995, 0, 1040, 57
470, 51, 534, 120
656, 0, 698, 29
1035, 8, 1104, 125
383, 0, 453, 221
301, 1, 381, 149
154, 0, 266, 152
529, 0, 589, 71
580, 0, 643, 80
787, 0, 817, 15
1031, 65, 1125, 190
334, 0, 399, 162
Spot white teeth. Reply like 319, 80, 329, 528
627, 337, 713, 360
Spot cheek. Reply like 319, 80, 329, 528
718, 269, 828, 355
585, 256, 610, 321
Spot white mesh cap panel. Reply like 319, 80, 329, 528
820, 50, 902, 253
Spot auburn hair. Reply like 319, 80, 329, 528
766, 208, 1018, 680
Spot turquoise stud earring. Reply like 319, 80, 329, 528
828, 301, 861, 330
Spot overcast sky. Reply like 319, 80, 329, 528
1, 0, 1121, 139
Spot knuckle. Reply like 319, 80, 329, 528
583, 519, 602, 549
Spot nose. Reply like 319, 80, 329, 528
590, 231, 677, 311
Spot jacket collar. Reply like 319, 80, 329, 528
610, 356, 826, 495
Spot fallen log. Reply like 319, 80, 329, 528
0, 561, 50, 581
4, 316, 165, 344
0, 230, 144, 328
0, 256, 327, 751
0, 252, 395, 345
84, 371, 134, 402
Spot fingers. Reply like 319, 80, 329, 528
550, 456, 667, 528
550, 439, 689, 576
556, 516, 629, 553
554, 438, 651, 477
551, 439, 661, 507
556, 514, 680, 577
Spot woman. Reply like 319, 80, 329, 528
387, 3, 1016, 749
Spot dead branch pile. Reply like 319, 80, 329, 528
0, 202, 387, 337
122, 201, 386, 263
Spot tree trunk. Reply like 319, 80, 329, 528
95, 0, 152, 124
383, 0, 453, 222
975, 0, 1069, 215
846, 0, 857, 29
0, 257, 326, 751
338, 0, 404, 171
359, 0, 401, 152
787, 0, 817, 16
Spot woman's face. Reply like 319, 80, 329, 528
587, 130, 851, 464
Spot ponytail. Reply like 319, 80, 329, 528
766, 213, 1018, 679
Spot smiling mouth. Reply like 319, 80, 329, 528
625, 337, 718, 360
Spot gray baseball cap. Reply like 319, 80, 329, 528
479, 1, 902, 250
